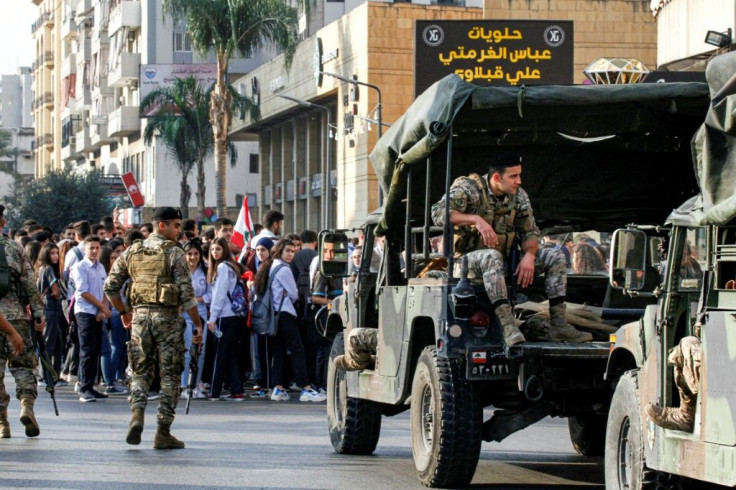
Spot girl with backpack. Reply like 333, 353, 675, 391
182, 239, 211, 399
35, 242, 66, 381
253, 238, 326, 402
207, 238, 247, 401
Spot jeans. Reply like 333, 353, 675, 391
270, 313, 309, 388
108, 309, 128, 381
75, 312, 102, 393
210, 316, 244, 398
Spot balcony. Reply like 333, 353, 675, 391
61, 137, 77, 160
90, 117, 115, 149
78, 37, 91, 62
108, 1, 141, 34
61, 53, 76, 78
43, 50, 54, 68
75, 126, 91, 154
42, 133, 53, 149
108, 52, 140, 88
108, 106, 140, 137
43, 92, 54, 109
61, 10, 77, 40
31, 12, 51, 33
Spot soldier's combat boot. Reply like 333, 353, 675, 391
645, 387, 696, 432
0, 406, 10, 438
548, 303, 593, 342
19, 395, 40, 437
126, 408, 145, 445
153, 424, 185, 449
495, 303, 525, 346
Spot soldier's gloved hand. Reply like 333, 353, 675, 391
476, 218, 498, 248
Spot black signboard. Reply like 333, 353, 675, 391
415, 20, 574, 96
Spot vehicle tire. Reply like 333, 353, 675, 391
568, 413, 607, 457
605, 370, 656, 489
327, 332, 382, 455
410, 346, 483, 488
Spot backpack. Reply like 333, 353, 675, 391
296, 263, 315, 320
226, 264, 249, 317
250, 264, 288, 337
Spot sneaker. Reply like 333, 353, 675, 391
105, 385, 127, 395
79, 391, 96, 403
208, 396, 221, 402
37, 379, 46, 387
318, 388, 327, 397
181, 390, 191, 400
90, 389, 108, 399
270, 387, 291, 401
223, 394, 246, 402
192, 387, 207, 399
74, 382, 81, 393
56, 379, 69, 387
250, 389, 268, 399
288, 382, 301, 392
300, 388, 327, 403
147, 392, 160, 401
252, 384, 261, 391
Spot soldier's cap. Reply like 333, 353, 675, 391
152, 207, 183, 221
490, 151, 523, 170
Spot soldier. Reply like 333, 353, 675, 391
0, 205, 46, 438
646, 336, 701, 432
104, 207, 203, 449
431, 154, 592, 345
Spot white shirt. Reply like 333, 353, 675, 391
208, 262, 238, 323
270, 259, 298, 317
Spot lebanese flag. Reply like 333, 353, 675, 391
232, 196, 254, 259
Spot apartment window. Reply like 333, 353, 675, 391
174, 32, 192, 52
249, 153, 259, 173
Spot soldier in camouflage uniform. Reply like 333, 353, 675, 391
646, 335, 701, 432
104, 207, 203, 449
0, 204, 46, 438
431, 156, 592, 345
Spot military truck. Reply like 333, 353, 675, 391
603, 54, 736, 489
318, 73, 711, 487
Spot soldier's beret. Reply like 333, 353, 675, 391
491, 151, 523, 169
152, 207, 182, 221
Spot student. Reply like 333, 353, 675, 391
35, 242, 66, 381
70, 237, 110, 402
182, 240, 211, 399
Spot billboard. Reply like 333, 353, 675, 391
139, 64, 217, 117
415, 20, 574, 96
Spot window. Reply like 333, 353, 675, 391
174, 32, 192, 52
249, 153, 259, 173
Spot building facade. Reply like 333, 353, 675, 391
231, 0, 659, 232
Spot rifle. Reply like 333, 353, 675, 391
185, 342, 200, 414
30, 318, 59, 416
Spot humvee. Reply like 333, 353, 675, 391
603, 54, 736, 489
318, 73, 710, 487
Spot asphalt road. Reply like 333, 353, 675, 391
0, 379, 604, 489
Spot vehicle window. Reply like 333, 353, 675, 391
677, 227, 706, 292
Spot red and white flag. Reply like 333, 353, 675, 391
232, 196, 254, 260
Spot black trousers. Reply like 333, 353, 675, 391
270, 313, 309, 388
210, 317, 245, 398
300, 313, 331, 389
75, 312, 102, 392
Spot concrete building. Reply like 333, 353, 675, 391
0, 69, 33, 130
30, 0, 262, 221
231, 0, 659, 232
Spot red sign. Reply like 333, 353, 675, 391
122, 172, 145, 208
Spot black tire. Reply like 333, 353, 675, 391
410, 346, 483, 488
326, 332, 382, 455
605, 370, 656, 489
568, 413, 607, 457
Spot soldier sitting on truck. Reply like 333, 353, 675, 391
431, 153, 592, 345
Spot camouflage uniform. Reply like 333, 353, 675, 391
104, 233, 197, 427
0, 235, 44, 437
334, 328, 378, 371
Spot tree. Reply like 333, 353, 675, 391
163, 0, 299, 218
0, 128, 15, 160
3, 168, 114, 232
141, 76, 236, 220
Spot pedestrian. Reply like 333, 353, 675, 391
248, 237, 274, 396
35, 242, 66, 382
207, 238, 246, 401
181, 239, 210, 399
70, 236, 110, 402
57, 239, 79, 383
98, 243, 128, 395
104, 207, 204, 449
0, 205, 46, 438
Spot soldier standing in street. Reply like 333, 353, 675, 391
431, 154, 592, 346
104, 207, 203, 449
0, 204, 46, 438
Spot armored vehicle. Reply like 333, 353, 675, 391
604, 53, 736, 489
318, 73, 710, 487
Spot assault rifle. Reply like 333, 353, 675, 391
30, 317, 59, 416
185, 343, 200, 414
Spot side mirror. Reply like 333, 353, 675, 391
610, 229, 647, 290
319, 230, 350, 278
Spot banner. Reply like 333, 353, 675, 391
139, 64, 217, 117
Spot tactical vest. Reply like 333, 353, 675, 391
126, 240, 179, 307
453, 173, 517, 258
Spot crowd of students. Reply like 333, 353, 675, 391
14, 208, 346, 404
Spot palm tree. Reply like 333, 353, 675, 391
163, 0, 299, 218
142, 76, 235, 219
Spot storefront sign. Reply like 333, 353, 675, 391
414, 20, 574, 96
139, 64, 217, 117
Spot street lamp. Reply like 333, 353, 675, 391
319, 71, 386, 206
277, 94, 333, 229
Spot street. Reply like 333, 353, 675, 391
0, 379, 604, 489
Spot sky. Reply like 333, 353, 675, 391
0, 2, 41, 75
